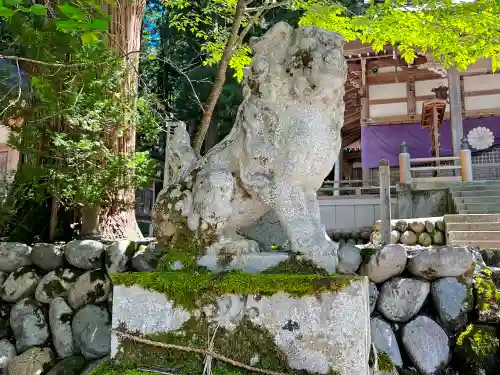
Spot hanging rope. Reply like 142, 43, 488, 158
202, 324, 219, 375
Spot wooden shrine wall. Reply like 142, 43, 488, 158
362, 60, 500, 126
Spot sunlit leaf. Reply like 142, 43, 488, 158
0, 6, 15, 18
29, 4, 47, 16
81, 31, 99, 45
58, 3, 85, 21
87, 19, 109, 31
56, 19, 80, 32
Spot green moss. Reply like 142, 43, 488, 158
400, 370, 418, 375
111, 271, 356, 310
456, 324, 499, 364
377, 351, 395, 372
154, 171, 218, 271
155, 237, 206, 272
115, 316, 303, 375
263, 255, 328, 275
88, 360, 151, 375
474, 274, 500, 320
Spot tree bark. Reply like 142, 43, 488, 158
92, 0, 146, 240
192, 0, 246, 154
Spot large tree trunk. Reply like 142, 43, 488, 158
93, 0, 146, 240
192, 0, 246, 154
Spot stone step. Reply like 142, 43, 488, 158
449, 240, 500, 248
448, 231, 500, 242
444, 213, 500, 223
452, 189, 500, 198
453, 196, 500, 205
450, 180, 500, 187
446, 222, 500, 231
450, 181, 500, 192
451, 186, 500, 193
455, 202, 500, 212
459, 209, 500, 214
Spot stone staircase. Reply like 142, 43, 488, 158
445, 213, 500, 248
445, 181, 500, 248
450, 180, 500, 214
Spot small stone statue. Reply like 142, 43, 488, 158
153, 22, 347, 272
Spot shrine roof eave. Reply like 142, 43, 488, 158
343, 40, 425, 61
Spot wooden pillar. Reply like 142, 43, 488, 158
360, 58, 370, 187
379, 159, 392, 245
448, 68, 464, 175
432, 105, 441, 175
334, 149, 343, 196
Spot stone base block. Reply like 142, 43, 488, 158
110, 273, 370, 375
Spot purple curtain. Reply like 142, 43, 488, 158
361, 116, 500, 168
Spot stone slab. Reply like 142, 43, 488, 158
197, 252, 290, 273
111, 276, 371, 375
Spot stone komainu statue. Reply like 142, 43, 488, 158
153, 22, 347, 271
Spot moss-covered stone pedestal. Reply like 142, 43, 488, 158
108, 272, 371, 375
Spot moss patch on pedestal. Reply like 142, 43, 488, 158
111, 271, 357, 310
263, 256, 328, 274
114, 316, 296, 375
88, 360, 152, 375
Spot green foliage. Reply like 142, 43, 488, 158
456, 324, 499, 364
0, 0, 47, 19
474, 272, 500, 317
89, 360, 150, 375
111, 271, 355, 310
0, 1, 160, 227
299, 0, 500, 71
0, 0, 113, 46
377, 351, 396, 372
162, 0, 326, 82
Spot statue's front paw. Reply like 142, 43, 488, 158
225, 238, 260, 255
298, 238, 339, 273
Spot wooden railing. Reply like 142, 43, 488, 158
318, 179, 397, 196
399, 139, 473, 184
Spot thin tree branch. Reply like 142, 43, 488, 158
245, 0, 291, 14
193, 0, 247, 153
155, 56, 205, 113
0, 50, 141, 68
0, 61, 22, 118
238, 0, 290, 47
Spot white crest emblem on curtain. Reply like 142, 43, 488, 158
467, 126, 495, 150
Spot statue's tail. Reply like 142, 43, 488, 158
165, 121, 199, 185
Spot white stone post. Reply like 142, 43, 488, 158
379, 159, 392, 246
460, 137, 473, 182
399, 142, 412, 184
